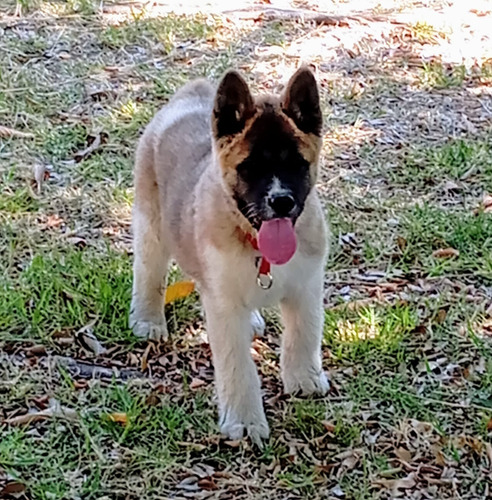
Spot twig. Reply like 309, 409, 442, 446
55, 356, 142, 380
413, 393, 491, 413
1, 76, 89, 94
4, 400, 77, 426
221, 8, 401, 26
0, 125, 34, 138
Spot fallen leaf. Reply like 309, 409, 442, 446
335, 449, 362, 471
0, 481, 26, 495
484, 194, 492, 213
374, 472, 416, 490
75, 320, 106, 356
331, 485, 345, 498
25, 344, 47, 356
141, 342, 153, 372
197, 478, 218, 490
0, 125, 34, 139
322, 420, 336, 432
4, 412, 49, 426
223, 440, 241, 448
5, 399, 77, 426
74, 133, 104, 163
32, 395, 49, 409
436, 308, 448, 324
165, 281, 195, 304
487, 417, 492, 432
145, 392, 159, 406
190, 378, 207, 390
176, 476, 199, 491
486, 442, 492, 470
432, 248, 459, 259
395, 447, 412, 463
33, 164, 50, 193
40, 214, 63, 229
107, 412, 128, 425
396, 236, 407, 251
73, 379, 88, 390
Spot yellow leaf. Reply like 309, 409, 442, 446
432, 247, 459, 259
107, 412, 128, 425
165, 281, 195, 304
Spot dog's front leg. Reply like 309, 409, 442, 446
203, 296, 269, 444
280, 268, 329, 395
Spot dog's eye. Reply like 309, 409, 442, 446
283, 158, 310, 174
236, 159, 257, 178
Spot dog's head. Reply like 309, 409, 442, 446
211, 67, 323, 230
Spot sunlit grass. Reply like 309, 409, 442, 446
324, 305, 418, 364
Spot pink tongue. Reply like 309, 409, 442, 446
258, 218, 297, 265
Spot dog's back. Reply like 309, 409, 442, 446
133, 79, 215, 259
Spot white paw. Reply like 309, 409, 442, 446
250, 310, 266, 337
283, 369, 330, 396
130, 317, 168, 341
220, 406, 270, 446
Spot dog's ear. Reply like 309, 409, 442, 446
282, 67, 322, 136
213, 71, 255, 139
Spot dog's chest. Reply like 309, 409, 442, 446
204, 246, 313, 310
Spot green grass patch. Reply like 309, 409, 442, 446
347, 371, 433, 421
324, 304, 418, 365
0, 246, 134, 343
0, 382, 216, 499
76, 153, 133, 185
397, 205, 492, 277
100, 13, 214, 53
420, 62, 466, 89
0, 186, 39, 213
0, 242, 202, 345
42, 123, 89, 161
388, 138, 492, 190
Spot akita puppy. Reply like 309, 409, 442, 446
130, 67, 329, 443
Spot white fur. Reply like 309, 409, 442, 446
129, 204, 169, 341
251, 310, 265, 337
131, 203, 328, 440
268, 176, 283, 196
198, 242, 328, 442
130, 76, 328, 443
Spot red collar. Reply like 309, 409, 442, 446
238, 228, 273, 289
244, 233, 271, 277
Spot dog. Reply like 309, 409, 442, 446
130, 66, 329, 443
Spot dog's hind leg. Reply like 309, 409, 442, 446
129, 139, 169, 341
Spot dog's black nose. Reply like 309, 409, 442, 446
268, 194, 296, 217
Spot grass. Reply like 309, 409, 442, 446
1, 1, 492, 499
324, 304, 418, 364
420, 62, 466, 89
99, 12, 213, 53
0, 248, 134, 343
387, 138, 492, 191
0, 382, 217, 498
398, 205, 492, 277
